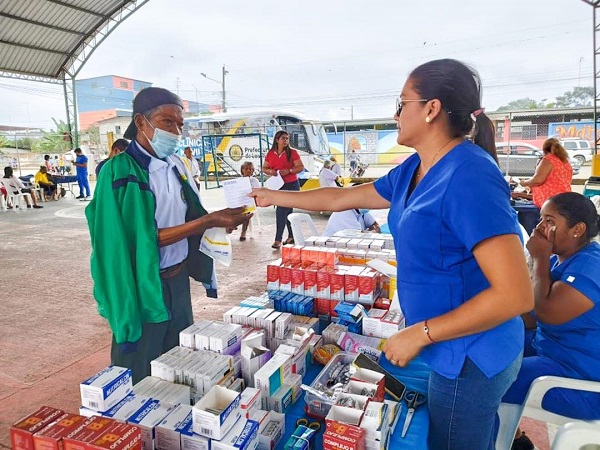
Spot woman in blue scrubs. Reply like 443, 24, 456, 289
504, 192, 600, 450
251, 59, 533, 449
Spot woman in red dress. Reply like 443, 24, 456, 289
520, 138, 572, 208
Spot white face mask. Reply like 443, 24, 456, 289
142, 116, 182, 159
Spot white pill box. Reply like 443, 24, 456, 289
212, 419, 259, 450
192, 385, 241, 440
80, 366, 133, 412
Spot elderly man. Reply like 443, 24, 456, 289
182, 146, 201, 187
86, 87, 249, 382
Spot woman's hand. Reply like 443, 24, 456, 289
526, 226, 555, 259
382, 322, 430, 367
250, 187, 274, 207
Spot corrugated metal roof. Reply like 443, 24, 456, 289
0, 0, 143, 80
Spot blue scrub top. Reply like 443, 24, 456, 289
75, 154, 88, 175
374, 140, 524, 379
535, 242, 600, 381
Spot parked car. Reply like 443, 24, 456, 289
558, 138, 593, 165
495, 142, 580, 177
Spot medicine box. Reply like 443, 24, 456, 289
155, 404, 193, 450
10, 406, 64, 450
86, 421, 142, 450
212, 419, 259, 450
127, 399, 175, 450
62, 417, 118, 450
80, 366, 133, 412
192, 385, 241, 440
32, 413, 88, 450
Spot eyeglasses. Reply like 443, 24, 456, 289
395, 98, 429, 116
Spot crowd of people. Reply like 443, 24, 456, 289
5, 59, 589, 450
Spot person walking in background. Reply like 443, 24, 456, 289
504, 192, 600, 450
181, 146, 201, 187
238, 161, 260, 241
96, 139, 128, 176
59, 155, 65, 175
43, 154, 53, 173
348, 149, 358, 173
329, 156, 342, 176
519, 138, 572, 209
73, 148, 91, 199
251, 59, 533, 449
86, 87, 249, 383
262, 130, 304, 249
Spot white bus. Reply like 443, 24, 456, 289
180, 109, 331, 175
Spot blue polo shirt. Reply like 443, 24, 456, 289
534, 242, 600, 380
374, 140, 523, 378
75, 153, 88, 175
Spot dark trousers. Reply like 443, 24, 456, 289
111, 265, 193, 384
275, 180, 300, 242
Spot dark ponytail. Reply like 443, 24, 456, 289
410, 59, 497, 162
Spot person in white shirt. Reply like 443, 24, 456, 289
2, 166, 43, 208
330, 156, 342, 176
182, 147, 201, 187
319, 160, 340, 188
239, 161, 261, 241
323, 208, 380, 237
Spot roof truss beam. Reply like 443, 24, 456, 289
45, 0, 104, 18
0, 39, 71, 56
0, 12, 87, 36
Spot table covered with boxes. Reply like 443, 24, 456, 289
9, 230, 432, 450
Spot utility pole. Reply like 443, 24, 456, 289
222, 65, 229, 112
175, 77, 181, 96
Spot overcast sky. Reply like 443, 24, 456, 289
0, 0, 594, 129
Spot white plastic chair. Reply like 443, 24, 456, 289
0, 191, 6, 210
0, 179, 32, 209
551, 422, 600, 449
496, 376, 600, 450
288, 212, 318, 245
30, 180, 46, 202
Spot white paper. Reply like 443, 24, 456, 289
222, 177, 256, 212
200, 228, 232, 267
264, 172, 284, 190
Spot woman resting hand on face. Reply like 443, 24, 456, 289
503, 192, 600, 450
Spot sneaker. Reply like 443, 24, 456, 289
75, 195, 84, 199
33, 205, 43, 209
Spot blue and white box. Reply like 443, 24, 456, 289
80, 365, 133, 412
127, 399, 175, 450
192, 385, 242, 440
212, 419, 259, 450
102, 394, 152, 421
156, 404, 193, 450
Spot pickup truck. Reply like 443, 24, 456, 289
496, 142, 580, 177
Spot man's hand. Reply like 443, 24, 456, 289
206, 207, 251, 230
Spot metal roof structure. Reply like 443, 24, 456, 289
0, 0, 149, 144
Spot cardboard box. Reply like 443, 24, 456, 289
212, 419, 259, 450
102, 394, 152, 422
325, 405, 364, 430
86, 421, 142, 450
180, 420, 211, 450
323, 422, 365, 450
241, 331, 271, 388
80, 366, 133, 412
127, 399, 175, 450
266, 260, 281, 291
330, 268, 346, 301
302, 264, 317, 297
316, 267, 332, 299
257, 411, 285, 450
359, 401, 389, 441
351, 368, 385, 402
278, 264, 292, 292
62, 417, 119, 450
33, 414, 88, 450
10, 406, 65, 450
254, 354, 291, 408
192, 385, 241, 440
155, 404, 192, 450
267, 384, 292, 414
240, 387, 262, 418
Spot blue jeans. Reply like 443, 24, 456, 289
275, 180, 300, 242
428, 354, 522, 450
77, 171, 90, 197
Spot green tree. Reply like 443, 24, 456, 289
496, 98, 547, 111
34, 118, 72, 153
0, 134, 11, 148
555, 86, 594, 108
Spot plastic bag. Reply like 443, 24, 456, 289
199, 227, 232, 267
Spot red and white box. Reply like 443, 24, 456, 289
290, 245, 303, 264
358, 269, 379, 306
344, 266, 364, 303
33, 414, 88, 450
330, 268, 346, 301
10, 406, 65, 450
350, 368, 385, 402
278, 264, 293, 292
303, 264, 318, 297
266, 260, 281, 291
290, 263, 305, 295
316, 267, 333, 299
315, 298, 330, 315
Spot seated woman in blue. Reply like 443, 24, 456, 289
504, 192, 600, 450
250, 59, 533, 450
